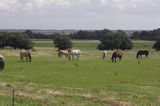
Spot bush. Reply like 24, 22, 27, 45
153, 40, 160, 51
53, 35, 72, 50
97, 30, 133, 50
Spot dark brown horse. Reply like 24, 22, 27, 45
136, 50, 149, 59
0, 55, 5, 71
111, 51, 122, 63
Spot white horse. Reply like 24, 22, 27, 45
68, 49, 81, 60
102, 50, 107, 59
0, 55, 5, 71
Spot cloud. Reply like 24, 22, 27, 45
0, 0, 160, 29
0, 0, 160, 15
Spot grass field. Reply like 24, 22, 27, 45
0, 40, 160, 106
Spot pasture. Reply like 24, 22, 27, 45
0, 40, 160, 106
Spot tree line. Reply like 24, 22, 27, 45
131, 28, 160, 40
0, 28, 160, 51
25, 28, 160, 41
54, 30, 133, 50
0, 32, 32, 49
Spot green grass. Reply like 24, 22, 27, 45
0, 39, 160, 105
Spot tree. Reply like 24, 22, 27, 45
25, 30, 35, 38
97, 30, 133, 50
130, 31, 141, 40
97, 32, 115, 50
9, 33, 33, 49
153, 40, 160, 51
53, 35, 72, 50
0, 32, 33, 49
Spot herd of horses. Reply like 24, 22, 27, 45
0, 49, 150, 71
57, 49, 81, 60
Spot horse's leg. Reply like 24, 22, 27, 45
58, 52, 60, 58
26, 56, 28, 62
20, 56, 22, 62
72, 54, 74, 60
119, 56, 122, 62
103, 53, 105, 59
68, 54, 71, 60
77, 55, 79, 60
77, 54, 79, 60
21, 57, 24, 62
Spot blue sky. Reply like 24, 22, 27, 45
0, 0, 160, 30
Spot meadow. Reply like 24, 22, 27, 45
0, 40, 160, 106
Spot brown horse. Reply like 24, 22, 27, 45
0, 55, 5, 71
20, 51, 32, 62
111, 51, 122, 63
136, 50, 149, 59
57, 50, 69, 59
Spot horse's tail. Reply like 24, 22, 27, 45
136, 52, 139, 59
58, 51, 61, 58
20, 52, 23, 60
28, 52, 32, 62
111, 52, 115, 61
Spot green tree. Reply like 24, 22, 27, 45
1, 32, 33, 49
97, 30, 133, 50
130, 31, 141, 40
53, 35, 72, 50
153, 40, 160, 51
97, 32, 115, 50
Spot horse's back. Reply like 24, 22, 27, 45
71, 49, 81, 54
137, 50, 149, 55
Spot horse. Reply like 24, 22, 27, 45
111, 51, 122, 63
57, 50, 69, 59
68, 49, 81, 60
102, 50, 107, 59
136, 50, 149, 59
20, 51, 32, 62
0, 55, 5, 71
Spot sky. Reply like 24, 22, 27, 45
0, 0, 160, 30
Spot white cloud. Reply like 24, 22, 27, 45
0, 0, 159, 14
0, 0, 160, 29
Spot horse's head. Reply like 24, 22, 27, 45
68, 49, 72, 53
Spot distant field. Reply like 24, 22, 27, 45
0, 39, 160, 105
32, 39, 155, 51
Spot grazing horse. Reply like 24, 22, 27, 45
68, 49, 81, 60
0, 55, 5, 71
136, 50, 149, 59
102, 50, 107, 59
57, 50, 69, 59
111, 51, 122, 63
20, 51, 32, 62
